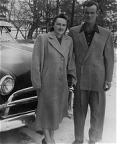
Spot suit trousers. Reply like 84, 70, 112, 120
73, 89, 105, 142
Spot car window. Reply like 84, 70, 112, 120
0, 27, 15, 42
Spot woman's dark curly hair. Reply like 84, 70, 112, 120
50, 13, 68, 32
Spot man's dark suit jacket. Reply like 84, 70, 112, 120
69, 25, 114, 91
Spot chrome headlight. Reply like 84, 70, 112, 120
0, 75, 15, 95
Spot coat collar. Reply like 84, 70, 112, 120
48, 32, 70, 56
77, 24, 100, 51
77, 25, 102, 62
79, 23, 99, 34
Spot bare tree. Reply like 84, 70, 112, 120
5, 0, 117, 40
7, 0, 32, 39
27, 0, 57, 39
0, 0, 9, 19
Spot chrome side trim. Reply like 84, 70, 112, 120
0, 96, 37, 110
0, 87, 37, 117
0, 112, 35, 132
7, 87, 35, 103
4, 96, 37, 117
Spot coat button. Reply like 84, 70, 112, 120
59, 68, 63, 71
59, 78, 63, 82
60, 57, 64, 61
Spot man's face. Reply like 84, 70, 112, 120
53, 18, 67, 37
83, 5, 98, 24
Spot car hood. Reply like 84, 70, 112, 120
0, 41, 33, 76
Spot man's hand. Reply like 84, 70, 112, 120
104, 81, 112, 91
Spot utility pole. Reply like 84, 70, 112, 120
56, 0, 60, 14
46, 0, 50, 32
70, 0, 75, 28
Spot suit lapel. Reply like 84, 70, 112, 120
48, 32, 68, 56
60, 35, 69, 55
48, 32, 61, 53
83, 32, 101, 62
77, 31, 88, 51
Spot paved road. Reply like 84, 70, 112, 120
0, 128, 33, 144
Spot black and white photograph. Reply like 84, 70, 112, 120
0, 0, 116, 144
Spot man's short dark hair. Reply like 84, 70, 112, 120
50, 13, 68, 32
83, 1, 99, 11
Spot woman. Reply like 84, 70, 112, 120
31, 13, 77, 144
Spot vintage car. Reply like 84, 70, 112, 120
0, 21, 37, 132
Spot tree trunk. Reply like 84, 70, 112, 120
27, 19, 40, 39
27, 25, 36, 39
56, 0, 60, 14
70, 0, 75, 28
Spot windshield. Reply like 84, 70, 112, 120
0, 26, 15, 42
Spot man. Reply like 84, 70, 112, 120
68, 1, 114, 144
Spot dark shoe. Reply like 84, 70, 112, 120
72, 140, 83, 144
42, 138, 47, 144
88, 140, 95, 144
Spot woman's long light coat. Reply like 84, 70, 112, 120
31, 32, 77, 130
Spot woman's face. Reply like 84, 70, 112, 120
53, 18, 67, 37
